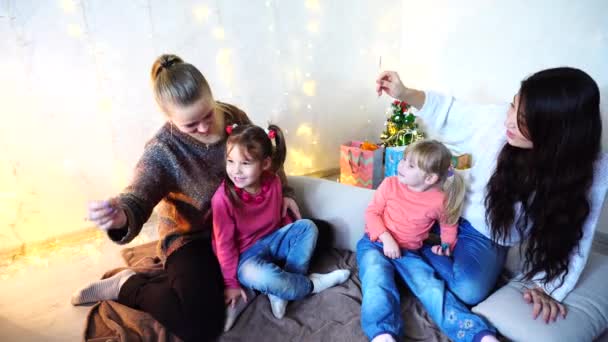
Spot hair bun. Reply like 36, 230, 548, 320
151, 54, 184, 80
160, 54, 182, 69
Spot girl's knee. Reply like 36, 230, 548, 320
450, 280, 492, 305
298, 218, 318, 236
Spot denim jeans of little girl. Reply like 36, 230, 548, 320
237, 219, 318, 300
357, 234, 496, 342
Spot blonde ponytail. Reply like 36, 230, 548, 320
406, 139, 467, 225
442, 171, 466, 225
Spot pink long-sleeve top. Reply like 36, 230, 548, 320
365, 176, 457, 250
211, 172, 292, 289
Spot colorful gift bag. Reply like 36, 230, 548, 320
384, 145, 407, 178
339, 141, 384, 189
385, 146, 473, 178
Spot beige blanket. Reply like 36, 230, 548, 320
83, 242, 448, 342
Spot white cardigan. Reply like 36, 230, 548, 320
417, 91, 608, 301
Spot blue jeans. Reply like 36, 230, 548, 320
237, 219, 318, 300
422, 219, 507, 305
357, 235, 495, 342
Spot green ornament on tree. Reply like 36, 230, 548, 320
380, 100, 425, 147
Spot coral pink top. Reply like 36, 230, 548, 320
365, 176, 457, 250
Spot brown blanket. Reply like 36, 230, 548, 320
83, 242, 448, 342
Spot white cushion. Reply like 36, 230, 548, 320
473, 252, 608, 342
287, 176, 373, 252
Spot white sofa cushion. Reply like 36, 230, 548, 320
473, 252, 608, 342
288, 176, 372, 252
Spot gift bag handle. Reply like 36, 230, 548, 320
348, 149, 363, 174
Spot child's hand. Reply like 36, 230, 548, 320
282, 197, 302, 219
225, 287, 248, 308
379, 231, 401, 259
431, 244, 451, 256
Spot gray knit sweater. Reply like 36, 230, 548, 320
108, 103, 292, 260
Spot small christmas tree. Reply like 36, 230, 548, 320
380, 100, 424, 147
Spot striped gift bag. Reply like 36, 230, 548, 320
339, 141, 384, 189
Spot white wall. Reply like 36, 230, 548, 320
398, 0, 608, 233
0, 0, 402, 250
0, 0, 606, 251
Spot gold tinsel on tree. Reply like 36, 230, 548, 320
380, 100, 424, 147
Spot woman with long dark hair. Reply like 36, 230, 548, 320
375, 67, 605, 324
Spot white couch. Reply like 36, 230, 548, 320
287, 175, 608, 342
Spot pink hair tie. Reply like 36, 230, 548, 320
225, 123, 237, 134
267, 129, 276, 139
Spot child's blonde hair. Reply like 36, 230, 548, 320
405, 140, 466, 225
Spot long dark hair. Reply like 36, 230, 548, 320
224, 124, 287, 206
485, 67, 601, 290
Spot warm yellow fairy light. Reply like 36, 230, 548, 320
193, 5, 211, 22
305, 0, 321, 11
60, 0, 77, 14
296, 124, 313, 137
212, 26, 225, 40
289, 148, 313, 170
302, 80, 316, 96
98, 98, 113, 113
67, 23, 84, 38
216, 48, 233, 86
306, 20, 320, 33
378, 21, 391, 33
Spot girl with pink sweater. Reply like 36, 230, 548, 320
212, 124, 350, 320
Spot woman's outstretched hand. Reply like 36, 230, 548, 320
87, 198, 127, 231
376, 71, 408, 99
282, 197, 302, 220
225, 287, 248, 308
523, 286, 567, 324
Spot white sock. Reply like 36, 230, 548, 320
71, 269, 135, 305
371, 333, 396, 342
268, 294, 288, 319
309, 269, 351, 294
480, 335, 500, 342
